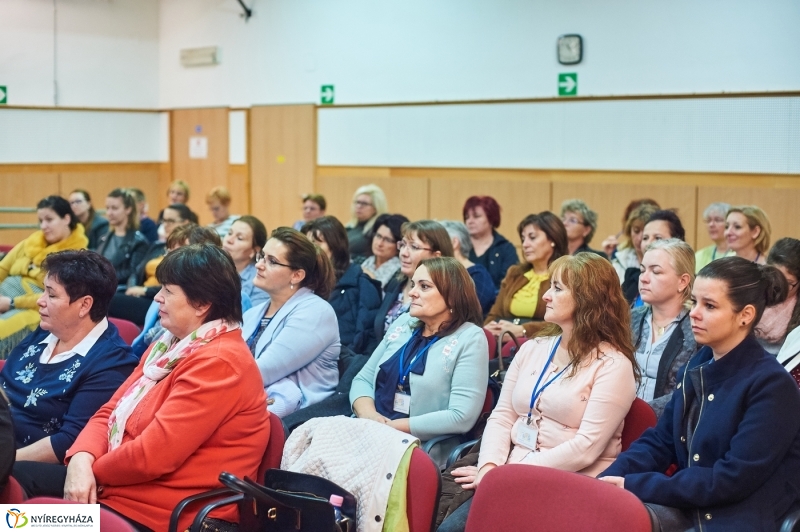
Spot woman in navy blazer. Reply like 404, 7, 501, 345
600, 256, 800, 532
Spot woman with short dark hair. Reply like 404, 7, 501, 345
304, 216, 382, 355
601, 256, 800, 531
2, 250, 136, 472
361, 213, 408, 289
0, 196, 88, 359
57, 244, 269, 531
242, 227, 341, 418
484, 212, 568, 339
463, 196, 518, 291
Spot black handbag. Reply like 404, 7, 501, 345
221, 470, 357, 532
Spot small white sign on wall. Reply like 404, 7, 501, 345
189, 136, 208, 159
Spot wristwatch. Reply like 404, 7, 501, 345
8, 298, 15, 310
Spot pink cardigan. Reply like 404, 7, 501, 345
478, 336, 636, 477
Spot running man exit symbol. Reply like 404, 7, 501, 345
558, 73, 577, 97
320, 85, 334, 105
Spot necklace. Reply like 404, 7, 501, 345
652, 317, 673, 337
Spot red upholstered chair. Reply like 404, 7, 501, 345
406, 447, 442, 532
0, 476, 25, 504
465, 464, 651, 532
0, 359, 5, 371
501, 336, 529, 359
621, 397, 657, 452
25, 497, 137, 531
483, 328, 497, 360
0, 245, 12, 254
108, 318, 141, 346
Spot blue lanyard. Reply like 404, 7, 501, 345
397, 330, 437, 389
527, 336, 570, 425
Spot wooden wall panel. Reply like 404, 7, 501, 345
696, 185, 800, 250
317, 176, 429, 226
60, 168, 161, 221
250, 105, 316, 232
170, 108, 229, 224
0, 172, 60, 244
227, 164, 250, 218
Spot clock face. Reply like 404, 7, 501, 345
557, 34, 582, 65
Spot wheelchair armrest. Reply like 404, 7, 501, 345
168, 487, 237, 532
422, 434, 460, 454
189, 493, 245, 532
445, 439, 479, 469
780, 509, 800, 532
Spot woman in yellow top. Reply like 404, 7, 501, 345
0, 196, 88, 359
695, 202, 734, 272
484, 212, 567, 339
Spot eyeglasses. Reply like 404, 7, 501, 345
255, 251, 292, 269
373, 233, 396, 245
560, 216, 586, 226
397, 240, 432, 253
353, 200, 373, 208
162, 218, 180, 225
705, 217, 725, 225
789, 280, 799, 290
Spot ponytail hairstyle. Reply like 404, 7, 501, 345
107, 188, 139, 231
767, 237, 800, 333
698, 256, 788, 331
270, 227, 335, 300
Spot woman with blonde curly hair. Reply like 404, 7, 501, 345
725, 205, 771, 264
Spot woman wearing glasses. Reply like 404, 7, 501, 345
361, 214, 409, 290
241, 227, 341, 418
560, 199, 606, 258
695, 202, 733, 272
345, 184, 388, 262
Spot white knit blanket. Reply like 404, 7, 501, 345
281, 416, 419, 532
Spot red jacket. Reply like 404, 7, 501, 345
67, 330, 270, 531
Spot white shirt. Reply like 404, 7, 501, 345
38, 318, 109, 365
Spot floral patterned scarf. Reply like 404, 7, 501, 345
107, 319, 239, 451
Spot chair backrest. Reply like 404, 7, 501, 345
501, 336, 529, 359
0, 476, 24, 504
483, 328, 497, 360
406, 447, 441, 532
25, 497, 136, 531
465, 464, 651, 532
621, 397, 657, 451
258, 413, 287, 481
109, 318, 142, 345
0, 359, 5, 371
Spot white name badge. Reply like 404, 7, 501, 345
517, 421, 538, 449
394, 392, 411, 414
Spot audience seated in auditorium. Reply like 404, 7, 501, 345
222, 215, 269, 308
484, 212, 567, 339
107, 203, 194, 326
441, 220, 496, 315
0, 388, 12, 495
600, 256, 800, 532
346, 184, 388, 263
18, 245, 270, 532
206, 186, 239, 238
361, 213, 407, 290
292, 193, 326, 231
157, 179, 190, 224
304, 216, 382, 356
725, 205, 770, 264
601, 198, 660, 258
350, 257, 488, 455
0, 196, 88, 359
624, 209, 687, 305
560, 198, 606, 258
631, 239, 698, 418
610, 203, 658, 291
695, 202, 733, 272
127, 188, 158, 244
95, 189, 149, 291
68, 190, 108, 250
242, 227, 340, 418
463, 195, 519, 292
756, 237, 800, 355
4, 251, 136, 475
438, 253, 638, 531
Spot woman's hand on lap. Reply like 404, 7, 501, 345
598, 476, 625, 489
64, 452, 98, 503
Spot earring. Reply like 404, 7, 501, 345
290, 283, 294, 290
550, 242, 555, 247
450, 309, 453, 314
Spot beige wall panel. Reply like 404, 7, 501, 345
60, 169, 160, 222
552, 182, 698, 249
696, 186, 800, 251
250, 105, 316, 232
316, 176, 429, 227
171, 108, 229, 224
0, 172, 60, 245
227, 165, 251, 217
317, 166, 392, 179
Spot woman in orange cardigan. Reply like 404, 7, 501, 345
484, 212, 568, 339
49, 245, 269, 531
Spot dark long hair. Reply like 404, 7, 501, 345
70, 189, 96, 228
270, 227, 336, 300
767, 237, 800, 333
38, 196, 77, 230
517, 212, 568, 271
302, 216, 350, 280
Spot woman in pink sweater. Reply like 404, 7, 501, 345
438, 252, 640, 531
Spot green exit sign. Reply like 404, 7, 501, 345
320, 85, 334, 105
558, 73, 577, 97
0, 86, 6, 105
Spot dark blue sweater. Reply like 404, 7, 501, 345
469, 230, 518, 293
0, 322, 137, 462
601, 335, 800, 531
330, 263, 382, 356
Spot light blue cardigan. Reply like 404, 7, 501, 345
350, 312, 488, 441
242, 287, 341, 418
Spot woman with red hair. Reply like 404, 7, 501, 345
463, 196, 518, 292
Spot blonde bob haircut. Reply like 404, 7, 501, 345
348, 184, 388, 234
643, 238, 695, 304
727, 205, 771, 255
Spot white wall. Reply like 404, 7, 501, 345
0, 0, 159, 108
159, 0, 800, 108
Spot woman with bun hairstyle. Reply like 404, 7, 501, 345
600, 256, 800, 531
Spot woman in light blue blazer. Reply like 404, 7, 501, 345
242, 227, 341, 418
351, 257, 488, 442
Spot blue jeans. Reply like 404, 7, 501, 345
437, 497, 473, 532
